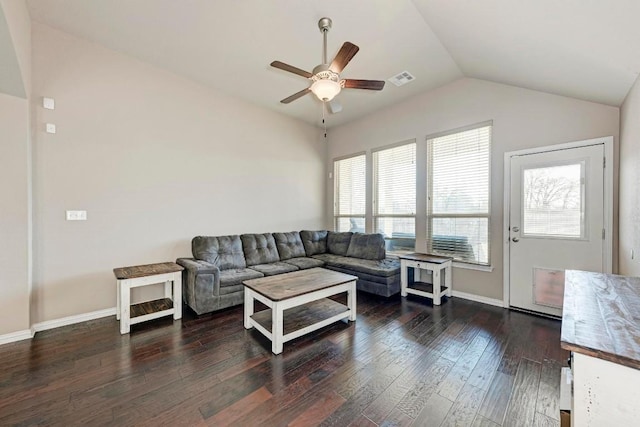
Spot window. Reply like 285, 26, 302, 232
522, 162, 584, 238
373, 142, 416, 254
427, 124, 491, 265
334, 154, 366, 232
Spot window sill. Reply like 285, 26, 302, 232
453, 262, 494, 272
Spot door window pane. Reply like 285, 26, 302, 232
522, 163, 583, 237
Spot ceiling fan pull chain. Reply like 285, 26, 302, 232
322, 101, 327, 139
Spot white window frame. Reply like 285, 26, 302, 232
426, 121, 492, 266
372, 140, 417, 254
333, 152, 366, 232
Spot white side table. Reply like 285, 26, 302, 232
399, 253, 452, 305
113, 262, 184, 334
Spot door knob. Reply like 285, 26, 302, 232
512, 237, 520, 242
512, 226, 520, 232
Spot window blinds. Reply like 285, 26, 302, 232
427, 125, 491, 264
334, 154, 366, 232
374, 142, 416, 216
373, 142, 417, 254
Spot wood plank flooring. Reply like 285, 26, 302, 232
0, 293, 568, 426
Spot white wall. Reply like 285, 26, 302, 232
327, 78, 619, 300
0, 0, 31, 336
31, 23, 326, 323
619, 75, 640, 276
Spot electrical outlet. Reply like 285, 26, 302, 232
46, 123, 56, 134
66, 210, 87, 221
43, 97, 55, 110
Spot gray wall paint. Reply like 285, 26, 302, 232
619, 75, 640, 276
327, 78, 619, 301
30, 23, 326, 323
0, 0, 31, 336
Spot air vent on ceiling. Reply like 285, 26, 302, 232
388, 71, 415, 87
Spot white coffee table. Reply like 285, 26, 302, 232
243, 267, 357, 354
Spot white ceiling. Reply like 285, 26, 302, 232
26, 0, 640, 128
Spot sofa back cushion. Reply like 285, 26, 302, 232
327, 231, 353, 256
273, 231, 306, 260
300, 230, 328, 256
241, 233, 280, 266
192, 235, 246, 269
346, 233, 386, 260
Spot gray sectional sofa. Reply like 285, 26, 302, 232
176, 230, 401, 315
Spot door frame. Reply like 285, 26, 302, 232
502, 136, 614, 308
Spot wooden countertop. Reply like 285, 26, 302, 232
561, 270, 640, 370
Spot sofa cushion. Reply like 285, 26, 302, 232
283, 257, 325, 270
241, 233, 280, 266
273, 232, 306, 260
325, 265, 398, 285
249, 262, 298, 276
346, 233, 386, 260
219, 268, 263, 287
300, 230, 328, 256
192, 235, 247, 270
312, 253, 400, 277
327, 231, 353, 256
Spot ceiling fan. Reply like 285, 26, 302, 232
270, 17, 385, 109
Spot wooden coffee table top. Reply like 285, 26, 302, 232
398, 252, 452, 264
113, 262, 183, 280
243, 267, 358, 301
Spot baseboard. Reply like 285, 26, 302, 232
0, 328, 35, 345
32, 307, 117, 333
452, 290, 504, 308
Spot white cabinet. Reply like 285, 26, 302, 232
561, 270, 640, 425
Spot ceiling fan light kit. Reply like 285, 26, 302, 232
310, 66, 342, 101
270, 17, 385, 109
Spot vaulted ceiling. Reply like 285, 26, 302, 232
27, 0, 640, 128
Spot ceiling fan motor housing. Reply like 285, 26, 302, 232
312, 64, 341, 84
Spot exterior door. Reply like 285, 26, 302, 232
509, 144, 605, 316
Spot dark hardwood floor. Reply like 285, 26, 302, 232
0, 293, 568, 426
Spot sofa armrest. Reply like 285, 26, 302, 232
176, 258, 221, 315
177, 258, 219, 275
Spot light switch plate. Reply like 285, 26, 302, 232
43, 97, 55, 110
46, 123, 56, 134
66, 210, 87, 221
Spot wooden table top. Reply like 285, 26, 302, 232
398, 253, 453, 264
113, 262, 183, 280
561, 270, 640, 370
243, 267, 358, 301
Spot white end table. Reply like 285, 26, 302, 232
399, 253, 452, 305
113, 262, 184, 334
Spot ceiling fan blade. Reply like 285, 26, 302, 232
343, 79, 385, 90
280, 88, 311, 104
329, 42, 359, 73
270, 61, 313, 78
328, 100, 342, 114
